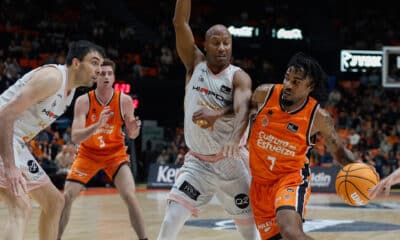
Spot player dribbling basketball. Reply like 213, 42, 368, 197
248, 52, 357, 240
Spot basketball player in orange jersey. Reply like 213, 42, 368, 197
157, 0, 260, 239
248, 52, 355, 240
0, 40, 104, 240
57, 58, 148, 240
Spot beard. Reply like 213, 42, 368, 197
281, 97, 294, 107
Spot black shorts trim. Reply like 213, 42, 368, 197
112, 161, 129, 181
276, 205, 295, 212
268, 233, 282, 240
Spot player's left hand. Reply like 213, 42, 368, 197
126, 116, 141, 138
192, 108, 220, 130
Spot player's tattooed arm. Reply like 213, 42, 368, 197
315, 108, 355, 165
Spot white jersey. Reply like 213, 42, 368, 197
184, 61, 242, 155
0, 64, 75, 142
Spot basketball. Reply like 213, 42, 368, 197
335, 163, 379, 206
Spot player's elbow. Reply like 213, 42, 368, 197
0, 105, 18, 124
172, 17, 187, 29
71, 133, 82, 145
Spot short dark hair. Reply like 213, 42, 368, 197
287, 52, 328, 104
66, 40, 105, 66
102, 58, 116, 72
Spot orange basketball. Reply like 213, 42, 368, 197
335, 163, 379, 206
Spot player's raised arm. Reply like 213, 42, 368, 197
173, 0, 204, 84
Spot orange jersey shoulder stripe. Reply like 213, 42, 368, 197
249, 84, 319, 181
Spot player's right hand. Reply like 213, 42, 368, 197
98, 106, 113, 127
5, 166, 28, 197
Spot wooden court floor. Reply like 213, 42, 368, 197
1, 187, 400, 240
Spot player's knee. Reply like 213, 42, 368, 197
10, 196, 33, 220
63, 188, 79, 205
55, 191, 65, 211
120, 188, 135, 201
44, 190, 65, 214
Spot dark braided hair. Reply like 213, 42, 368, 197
287, 52, 328, 105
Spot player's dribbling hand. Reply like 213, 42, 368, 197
5, 166, 29, 197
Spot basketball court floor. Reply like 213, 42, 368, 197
1, 187, 400, 240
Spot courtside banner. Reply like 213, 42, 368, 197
311, 165, 341, 193
147, 163, 181, 189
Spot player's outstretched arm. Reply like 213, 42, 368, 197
222, 70, 252, 157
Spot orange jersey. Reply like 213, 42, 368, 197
77, 90, 128, 158
249, 84, 319, 181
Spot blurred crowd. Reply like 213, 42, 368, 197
1, 0, 400, 184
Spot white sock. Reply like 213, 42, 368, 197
157, 200, 192, 240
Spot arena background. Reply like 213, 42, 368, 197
1, 0, 399, 186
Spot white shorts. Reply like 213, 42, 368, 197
168, 148, 253, 220
0, 137, 50, 191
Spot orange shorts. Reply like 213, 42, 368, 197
250, 168, 311, 240
67, 152, 129, 184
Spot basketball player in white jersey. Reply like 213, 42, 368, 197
0, 40, 105, 240
157, 1, 259, 239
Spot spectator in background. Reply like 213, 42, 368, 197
337, 111, 351, 129
156, 147, 170, 165
387, 151, 399, 174
360, 151, 375, 166
131, 60, 143, 82
174, 146, 186, 165
62, 127, 72, 144
348, 129, 361, 148
55, 144, 76, 175
373, 149, 387, 178
159, 45, 174, 78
